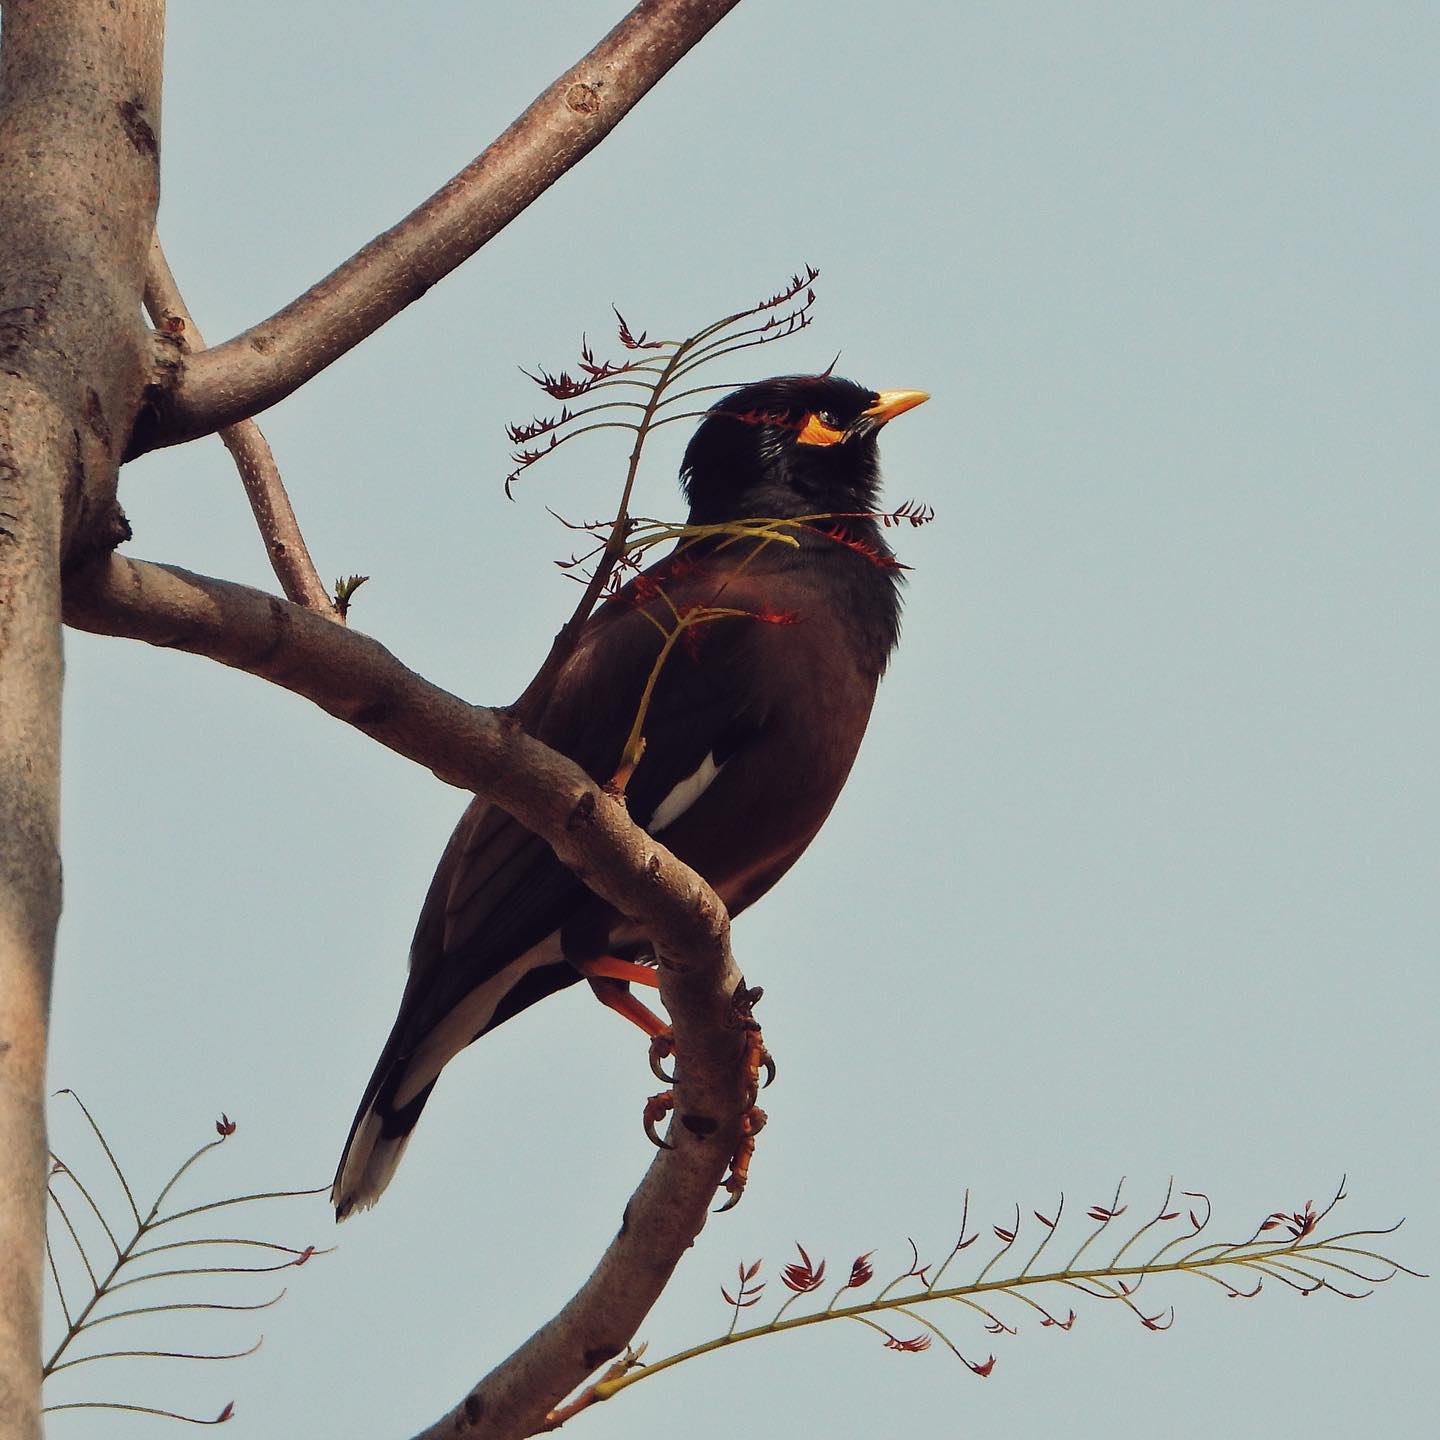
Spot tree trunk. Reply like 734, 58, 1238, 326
0, 4, 165, 1433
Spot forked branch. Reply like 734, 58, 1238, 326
143, 236, 338, 617
128, 0, 744, 455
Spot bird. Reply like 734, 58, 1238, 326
332, 374, 928, 1218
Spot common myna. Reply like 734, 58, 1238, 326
333, 375, 928, 1217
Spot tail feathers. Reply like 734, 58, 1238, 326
331, 935, 574, 1219
332, 1069, 437, 1221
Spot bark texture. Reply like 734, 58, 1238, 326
0, 4, 165, 1434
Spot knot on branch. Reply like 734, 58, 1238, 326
566, 82, 602, 116
566, 790, 598, 830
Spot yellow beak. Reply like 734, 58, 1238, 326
863, 390, 931, 424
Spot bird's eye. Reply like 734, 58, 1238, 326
795, 410, 848, 447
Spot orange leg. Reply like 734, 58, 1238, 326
582, 966, 773, 1206
584, 974, 670, 1038
578, 956, 661, 989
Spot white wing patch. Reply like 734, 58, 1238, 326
650, 752, 725, 833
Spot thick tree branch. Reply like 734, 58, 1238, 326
62, 553, 754, 1437
128, 0, 742, 455
0, 3, 166, 1435
142, 236, 338, 616
60, 555, 722, 932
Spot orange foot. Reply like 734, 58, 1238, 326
716, 1017, 772, 1209
717, 1103, 767, 1212
629, 981, 775, 1211
739, 1015, 776, 1107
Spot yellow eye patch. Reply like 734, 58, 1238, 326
796, 412, 846, 447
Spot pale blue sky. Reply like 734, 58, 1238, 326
48, 4, 1435, 1437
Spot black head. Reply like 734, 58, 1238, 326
679, 375, 928, 525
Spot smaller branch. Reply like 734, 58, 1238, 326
46, 1190, 98, 1295
76, 1294, 287, 1335
43, 1100, 327, 1425
44, 1338, 263, 1378
511, 336, 688, 721
129, 0, 743, 452
508, 265, 819, 715
579, 1189, 1414, 1411
55, 1091, 141, 1229
42, 1400, 236, 1426
142, 237, 338, 617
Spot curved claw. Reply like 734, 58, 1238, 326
648, 1030, 676, 1084
714, 1106, 767, 1212
715, 1183, 744, 1214
759, 1051, 777, 1089
642, 1090, 674, 1150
